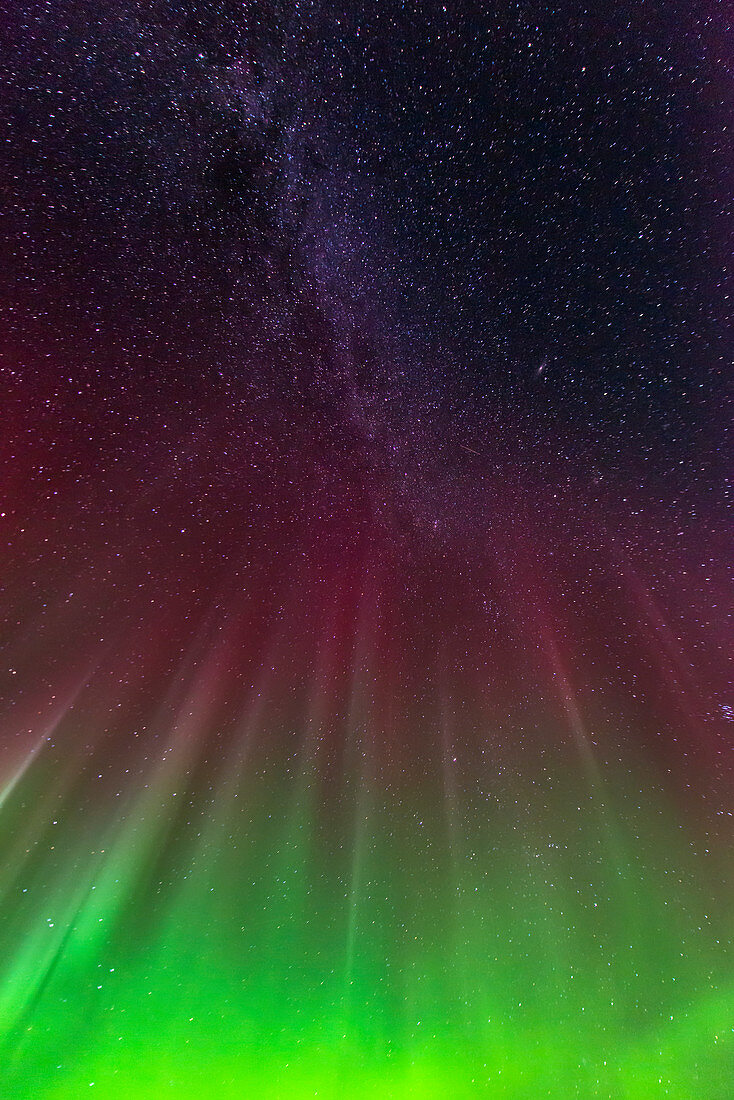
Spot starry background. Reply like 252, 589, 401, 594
0, 2, 732, 1097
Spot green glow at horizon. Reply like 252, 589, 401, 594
1, 740, 732, 1098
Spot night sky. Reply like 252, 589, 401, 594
1, 2, 732, 1097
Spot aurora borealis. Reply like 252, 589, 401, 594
1, 1, 732, 1097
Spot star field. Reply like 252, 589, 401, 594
0, 2, 731, 1097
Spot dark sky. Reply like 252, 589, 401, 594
2, 1, 730, 506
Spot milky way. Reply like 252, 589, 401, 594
0, 2, 731, 1096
